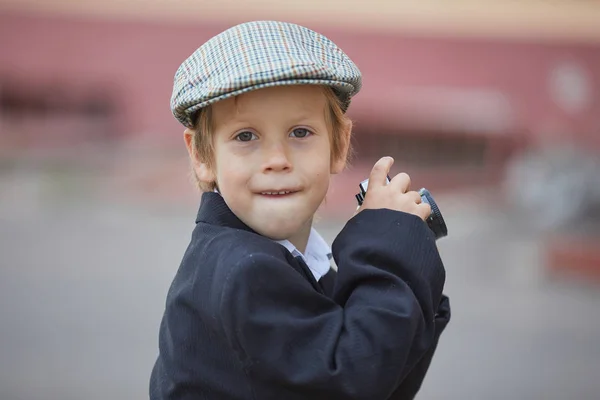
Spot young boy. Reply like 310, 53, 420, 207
150, 21, 450, 400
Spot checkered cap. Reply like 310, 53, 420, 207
171, 21, 362, 128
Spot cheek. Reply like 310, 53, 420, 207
212, 149, 249, 189
216, 163, 247, 190
313, 140, 334, 174
309, 155, 333, 189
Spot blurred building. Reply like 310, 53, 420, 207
1, 1, 599, 211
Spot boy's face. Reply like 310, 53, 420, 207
186, 85, 350, 248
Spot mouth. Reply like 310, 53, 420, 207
257, 189, 299, 197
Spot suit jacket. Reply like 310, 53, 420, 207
150, 192, 450, 399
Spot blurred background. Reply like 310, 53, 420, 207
1, 1, 599, 399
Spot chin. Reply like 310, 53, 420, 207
250, 218, 305, 241
253, 225, 299, 241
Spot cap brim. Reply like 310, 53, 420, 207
175, 79, 356, 128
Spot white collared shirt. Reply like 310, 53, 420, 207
275, 228, 333, 281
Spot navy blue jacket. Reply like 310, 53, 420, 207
150, 192, 450, 399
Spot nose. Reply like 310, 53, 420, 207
262, 141, 292, 173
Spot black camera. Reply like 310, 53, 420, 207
355, 176, 448, 240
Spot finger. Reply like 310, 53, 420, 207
368, 157, 394, 188
407, 191, 422, 204
390, 172, 411, 193
417, 203, 432, 221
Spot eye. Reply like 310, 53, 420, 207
290, 128, 312, 138
235, 131, 257, 142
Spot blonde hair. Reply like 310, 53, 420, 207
188, 85, 353, 191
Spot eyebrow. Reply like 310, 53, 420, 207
290, 112, 323, 123
225, 109, 324, 126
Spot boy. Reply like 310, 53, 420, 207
150, 21, 450, 400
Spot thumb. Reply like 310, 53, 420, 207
368, 157, 394, 189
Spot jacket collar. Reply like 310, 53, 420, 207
195, 192, 256, 233
195, 191, 328, 294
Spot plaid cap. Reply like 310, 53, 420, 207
170, 20, 362, 128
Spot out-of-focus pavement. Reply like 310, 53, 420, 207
1, 164, 599, 400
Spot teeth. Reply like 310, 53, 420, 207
261, 191, 291, 195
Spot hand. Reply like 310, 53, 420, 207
357, 157, 431, 221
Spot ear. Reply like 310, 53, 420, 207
331, 120, 352, 174
183, 128, 216, 183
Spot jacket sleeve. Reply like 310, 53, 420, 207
219, 209, 446, 400
388, 295, 451, 400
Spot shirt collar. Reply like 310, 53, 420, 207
276, 228, 332, 281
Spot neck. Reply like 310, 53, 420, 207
286, 217, 313, 254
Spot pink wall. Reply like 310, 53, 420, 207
1, 11, 599, 145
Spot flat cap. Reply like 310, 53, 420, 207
170, 20, 362, 128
